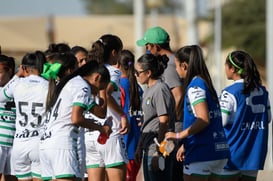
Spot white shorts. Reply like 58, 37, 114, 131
0, 146, 13, 175
85, 135, 128, 168
11, 139, 41, 179
40, 149, 81, 180
220, 169, 258, 178
184, 159, 228, 177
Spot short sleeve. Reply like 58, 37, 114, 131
0, 75, 19, 102
72, 84, 94, 110
187, 86, 206, 106
219, 90, 236, 126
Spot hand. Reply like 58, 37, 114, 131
165, 131, 176, 140
102, 116, 113, 137
119, 115, 130, 135
101, 125, 112, 137
176, 144, 185, 162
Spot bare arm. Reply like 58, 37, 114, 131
106, 83, 124, 115
71, 105, 112, 136
165, 101, 210, 140
106, 82, 129, 134
171, 86, 183, 120
89, 90, 107, 119
158, 114, 169, 142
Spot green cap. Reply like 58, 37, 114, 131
136, 26, 170, 46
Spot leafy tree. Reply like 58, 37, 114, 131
221, 0, 265, 66
82, 0, 133, 14
81, 0, 178, 15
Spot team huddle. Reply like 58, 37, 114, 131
0, 26, 271, 181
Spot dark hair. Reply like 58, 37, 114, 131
45, 43, 71, 61
119, 50, 141, 111
49, 52, 78, 79
137, 54, 168, 80
45, 52, 77, 110
71, 46, 88, 55
156, 42, 171, 51
226, 50, 261, 94
175, 45, 219, 109
21, 51, 46, 74
88, 34, 123, 64
0, 54, 15, 78
47, 60, 110, 111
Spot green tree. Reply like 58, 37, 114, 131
82, 0, 133, 14
221, 0, 265, 66
82, 0, 177, 15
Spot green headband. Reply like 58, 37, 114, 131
41, 62, 62, 80
228, 53, 243, 75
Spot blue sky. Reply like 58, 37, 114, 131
0, 0, 87, 16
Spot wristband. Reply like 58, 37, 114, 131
176, 133, 180, 139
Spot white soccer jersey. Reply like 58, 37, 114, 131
40, 76, 94, 149
104, 64, 122, 137
0, 88, 16, 147
0, 75, 48, 142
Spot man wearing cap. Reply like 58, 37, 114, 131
136, 26, 184, 181
136, 26, 183, 124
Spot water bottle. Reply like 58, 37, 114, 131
153, 138, 175, 157
97, 132, 109, 144
97, 116, 112, 144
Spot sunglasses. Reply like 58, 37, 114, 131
134, 69, 147, 77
